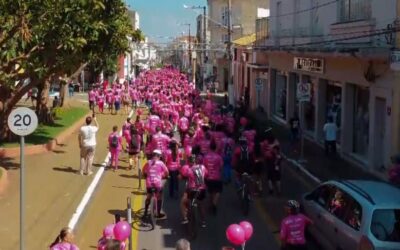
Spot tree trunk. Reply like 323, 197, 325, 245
36, 78, 51, 124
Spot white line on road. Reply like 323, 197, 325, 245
282, 154, 322, 184
68, 109, 135, 230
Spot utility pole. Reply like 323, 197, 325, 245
227, 0, 233, 103
203, 6, 207, 90
188, 24, 192, 69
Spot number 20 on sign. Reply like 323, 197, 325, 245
8, 107, 38, 136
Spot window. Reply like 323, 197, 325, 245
371, 209, 400, 242
312, 184, 336, 208
221, 6, 229, 26
339, 0, 371, 22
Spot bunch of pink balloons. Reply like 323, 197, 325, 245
226, 221, 253, 249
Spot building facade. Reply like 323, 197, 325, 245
249, 0, 399, 174
207, 0, 268, 91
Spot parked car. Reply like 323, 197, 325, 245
301, 180, 400, 250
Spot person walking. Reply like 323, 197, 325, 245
49, 227, 79, 250
108, 125, 122, 171
78, 115, 99, 175
323, 116, 338, 155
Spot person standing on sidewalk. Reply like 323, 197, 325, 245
323, 116, 338, 155
78, 115, 99, 175
289, 113, 300, 153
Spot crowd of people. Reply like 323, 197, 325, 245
52, 67, 312, 250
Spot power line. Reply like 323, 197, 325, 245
253, 27, 399, 50
270, 0, 339, 18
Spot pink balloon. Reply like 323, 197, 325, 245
113, 221, 131, 241
226, 224, 245, 246
103, 224, 115, 238
239, 221, 254, 241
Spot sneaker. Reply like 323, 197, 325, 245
156, 213, 167, 220
87, 171, 94, 176
181, 218, 189, 225
79, 171, 84, 176
201, 221, 207, 228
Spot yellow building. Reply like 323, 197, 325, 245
207, 0, 268, 92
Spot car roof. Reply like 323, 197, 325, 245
328, 180, 400, 207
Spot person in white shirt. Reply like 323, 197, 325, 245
78, 115, 99, 175
323, 116, 338, 155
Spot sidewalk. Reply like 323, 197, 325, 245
0, 99, 127, 249
248, 109, 381, 183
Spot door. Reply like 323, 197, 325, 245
374, 97, 386, 169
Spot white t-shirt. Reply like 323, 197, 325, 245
323, 123, 338, 141
80, 125, 99, 147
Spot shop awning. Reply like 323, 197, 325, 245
233, 33, 256, 46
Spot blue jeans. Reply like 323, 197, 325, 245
223, 155, 232, 182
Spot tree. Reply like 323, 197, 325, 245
0, 0, 136, 139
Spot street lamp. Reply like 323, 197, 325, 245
184, 4, 207, 89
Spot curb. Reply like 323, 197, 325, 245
0, 112, 90, 158
0, 167, 8, 195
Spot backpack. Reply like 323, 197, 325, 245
110, 135, 118, 149
192, 165, 205, 187
130, 135, 139, 152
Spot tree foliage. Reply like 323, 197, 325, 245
0, 0, 139, 138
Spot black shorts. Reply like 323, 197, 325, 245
186, 189, 206, 201
147, 187, 162, 194
205, 180, 223, 193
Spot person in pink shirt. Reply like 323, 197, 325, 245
147, 113, 161, 135
50, 227, 79, 250
106, 90, 113, 114
97, 91, 105, 114
178, 115, 190, 144
179, 155, 208, 226
113, 91, 121, 115
280, 200, 313, 250
142, 150, 169, 219
242, 128, 257, 146
162, 115, 174, 137
88, 88, 96, 110
165, 140, 182, 198
108, 126, 122, 171
152, 127, 171, 154
197, 132, 211, 155
203, 142, 224, 214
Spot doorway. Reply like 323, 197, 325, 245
374, 97, 386, 169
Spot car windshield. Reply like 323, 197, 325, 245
370, 209, 400, 242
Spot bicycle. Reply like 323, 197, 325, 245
147, 187, 158, 228
186, 189, 201, 240
239, 172, 253, 216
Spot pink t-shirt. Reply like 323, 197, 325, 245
152, 132, 171, 152
280, 214, 312, 245
242, 130, 257, 145
147, 115, 161, 134
198, 138, 211, 155
143, 160, 169, 189
203, 152, 223, 181
178, 117, 189, 131
183, 135, 195, 148
180, 164, 208, 190
51, 242, 79, 250
165, 149, 182, 171
89, 90, 96, 102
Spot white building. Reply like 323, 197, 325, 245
257, 0, 399, 172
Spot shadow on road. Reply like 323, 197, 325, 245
0, 157, 20, 170
53, 166, 78, 174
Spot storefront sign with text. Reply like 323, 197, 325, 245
294, 57, 324, 74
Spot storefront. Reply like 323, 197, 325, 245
267, 51, 392, 171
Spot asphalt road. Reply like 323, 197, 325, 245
136, 160, 320, 250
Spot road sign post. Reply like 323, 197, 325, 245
7, 107, 38, 250
296, 83, 311, 164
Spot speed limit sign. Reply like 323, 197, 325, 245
7, 107, 38, 136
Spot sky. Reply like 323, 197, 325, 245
126, 0, 207, 45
